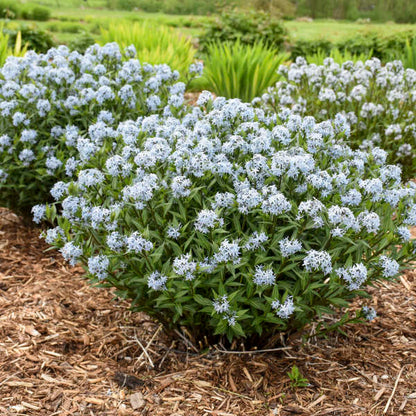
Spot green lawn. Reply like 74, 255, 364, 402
25, 0, 108, 7
5, 6, 207, 43
285, 20, 416, 42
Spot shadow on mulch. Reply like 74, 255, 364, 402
0, 208, 415, 416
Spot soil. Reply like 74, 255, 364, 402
0, 208, 415, 416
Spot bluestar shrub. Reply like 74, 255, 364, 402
261, 57, 416, 179
41, 96, 416, 344
0, 43, 199, 218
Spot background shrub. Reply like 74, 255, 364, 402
199, 10, 288, 53
290, 39, 333, 60
69, 32, 96, 53
107, 0, 220, 14
4, 26, 56, 53
295, 0, 416, 23
161, 0, 217, 15
0, 0, 20, 19
20, 5, 51, 22
290, 32, 415, 62
241, 0, 296, 18
107, 0, 162, 12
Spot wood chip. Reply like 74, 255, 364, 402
194, 380, 212, 388
21, 401, 41, 410
130, 392, 145, 409
84, 397, 106, 405
23, 325, 41, 337
5, 381, 34, 387
307, 394, 326, 408
242, 367, 253, 383
399, 275, 411, 291
41, 350, 62, 357
40, 374, 73, 386
374, 387, 386, 401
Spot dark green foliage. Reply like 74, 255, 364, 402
296, 0, 416, 23
107, 0, 220, 14
296, 0, 359, 19
337, 33, 378, 57
46, 22, 83, 34
108, 0, 146, 10
21, 5, 51, 22
5, 26, 55, 53
199, 10, 288, 53
243, 0, 296, 18
161, 0, 217, 15
337, 31, 414, 61
291, 31, 416, 62
290, 39, 332, 60
0, 0, 20, 19
69, 32, 96, 53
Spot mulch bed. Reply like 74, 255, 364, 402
0, 207, 416, 416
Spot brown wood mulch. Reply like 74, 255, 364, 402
0, 208, 416, 416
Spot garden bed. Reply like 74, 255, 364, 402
0, 207, 415, 416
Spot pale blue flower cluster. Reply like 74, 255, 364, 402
253, 265, 276, 286
362, 306, 377, 321
303, 250, 333, 275
271, 296, 295, 319
336, 263, 368, 290
87, 255, 109, 280
147, 271, 168, 291
60, 242, 83, 266
173, 254, 197, 281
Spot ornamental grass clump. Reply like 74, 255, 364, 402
0, 43, 199, 218
42, 95, 416, 345
200, 40, 289, 102
100, 22, 196, 77
260, 57, 416, 179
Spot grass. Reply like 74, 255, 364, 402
284, 19, 416, 42
100, 21, 195, 75
24, 0, 108, 6
198, 40, 289, 102
0, 23, 27, 65
402, 36, 416, 68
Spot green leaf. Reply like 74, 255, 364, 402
194, 294, 213, 307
